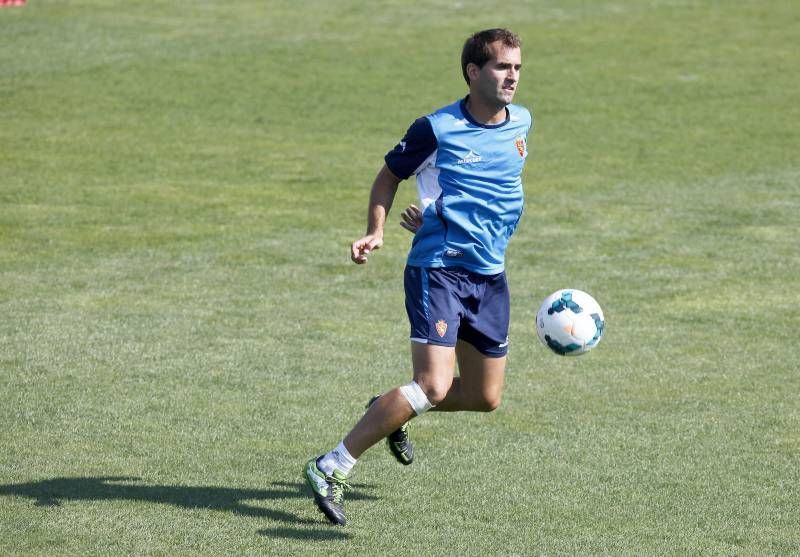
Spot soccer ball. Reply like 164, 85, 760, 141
536, 289, 605, 356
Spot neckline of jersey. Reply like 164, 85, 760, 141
460, 96, 510, 129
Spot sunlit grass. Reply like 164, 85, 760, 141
1, 1, 798, 554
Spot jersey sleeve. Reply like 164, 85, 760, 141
384, 117, 438, 180
528, 107, 534, 136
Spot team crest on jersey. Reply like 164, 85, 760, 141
514, 136, 527, 157
435, 319, 448, 338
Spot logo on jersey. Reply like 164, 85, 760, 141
514, 136, 527, 157
399, 140, 407, 152
457, 150, 482, 165
435, 319, 448, 338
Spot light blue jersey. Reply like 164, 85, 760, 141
385, 97, 532, 274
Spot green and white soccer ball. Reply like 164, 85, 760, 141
536, 289, 605, 356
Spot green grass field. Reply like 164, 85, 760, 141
2, 1, 798, 554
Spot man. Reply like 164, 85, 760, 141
304, 28, 531, 526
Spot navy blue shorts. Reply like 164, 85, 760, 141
404, 265, 510, 357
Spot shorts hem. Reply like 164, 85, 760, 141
409, 337, 456, 348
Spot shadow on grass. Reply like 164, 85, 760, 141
0, 476, 375, 541
258, 526, 351, 541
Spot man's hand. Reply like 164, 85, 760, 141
399, 204, 423, 234
351, 234, 384, 264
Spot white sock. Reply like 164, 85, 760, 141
318, 441, 357, 476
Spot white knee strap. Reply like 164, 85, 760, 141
399, 381, 434, 415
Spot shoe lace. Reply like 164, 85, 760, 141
392, 421, 409, 443
328, 475, 351, 504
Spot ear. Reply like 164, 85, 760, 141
466, 62, 480, 82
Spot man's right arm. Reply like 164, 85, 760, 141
350, 164, 402, 264
351, 116, 436, 264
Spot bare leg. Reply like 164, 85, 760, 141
342, 342, 456, 458
342, 388, 413, 459
341, 341, 505, 457
433, 340, 506, 412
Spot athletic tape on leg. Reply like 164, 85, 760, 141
399, 381, 434, 415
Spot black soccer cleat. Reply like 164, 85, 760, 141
304, 457, 349, 526
367, 395, 414, 465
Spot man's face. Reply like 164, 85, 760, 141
470, 41, 522, 108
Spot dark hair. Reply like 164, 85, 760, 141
461, 28, 521, 84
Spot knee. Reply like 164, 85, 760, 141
416, 379, 451, 407
475, 393, 502, 412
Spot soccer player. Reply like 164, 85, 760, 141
304, 28, 532, 526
